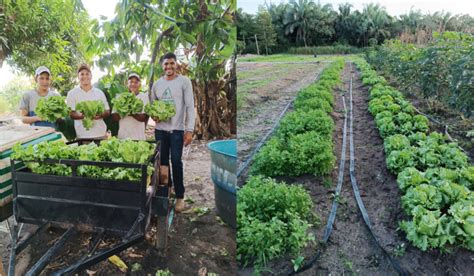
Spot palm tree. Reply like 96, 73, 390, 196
360, 3, 392, 46
283, 0, 316, 47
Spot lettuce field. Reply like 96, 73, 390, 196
237, 51, 473, 275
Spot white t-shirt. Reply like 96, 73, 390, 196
114, 92, 149, 140
66, 86, 110, 139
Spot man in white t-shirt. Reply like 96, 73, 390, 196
66, 64, 110, 141
111, 73, 149, 140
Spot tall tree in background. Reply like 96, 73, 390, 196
90, 0, 236, 138
236, 8, 257, 53
283, 0, 316, 47
359, 3, 393, 46
305, 3, 336, 45
266, 2, 291, 51
0, 0, 92, 93
256, 9, 277, 55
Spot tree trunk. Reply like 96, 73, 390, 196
190, 0, 233, 139
148, 26, 174, 96
227, 54, 237, 135
254, 34, 260, 55
193, 79, 230, 139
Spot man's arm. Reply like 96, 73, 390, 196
94, 110, 110, 120
70, 111, 85, 120
183, 77, 195, 146
111, 113, 121, 122
183, 77, 196, 132
20, 109, 41, 124
132, 113, 148, 122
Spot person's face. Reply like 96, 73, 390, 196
36, 73, 51, 90
78, 69, 92, 86
128, 77, 141, 93
162, 58, 177, 77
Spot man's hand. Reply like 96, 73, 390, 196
184, 131, 193, 146
152, 117, 160, 123
34, 116, 43, 122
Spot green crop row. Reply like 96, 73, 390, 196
237, 176, 315, 268
250, 59, 344, 177
237, 59, 345, 271
354, 58, 473, 252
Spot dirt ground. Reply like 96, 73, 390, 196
238, 62, 474, 275
0, 138, 236, 275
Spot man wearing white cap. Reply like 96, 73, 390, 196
111, 73, 149, 140
19, 66, 61, 127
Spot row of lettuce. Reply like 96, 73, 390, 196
354, 58, 473, 252
237, 59, 345, 269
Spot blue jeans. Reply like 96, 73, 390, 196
155, 130, 184, 198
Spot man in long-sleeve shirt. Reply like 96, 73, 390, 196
151, 52, 196, 212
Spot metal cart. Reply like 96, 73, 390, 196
7, 144, 174, 275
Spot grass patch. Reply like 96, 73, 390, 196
238, 54, 360, 63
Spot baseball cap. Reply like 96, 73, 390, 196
128, 72, 141, 81
35, 66, 51, 77
77, 63, 91, 73
128, 73, 141, 80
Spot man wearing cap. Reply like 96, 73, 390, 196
111, 73, 149, 140
151, 52, 196, 212
19, 66, 61, 127
66, 64, 110, 141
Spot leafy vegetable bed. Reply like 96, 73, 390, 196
237, 59, 345, 270
251, 59, 344, 177
354, 58, 473, 252
11, 138, 155, 181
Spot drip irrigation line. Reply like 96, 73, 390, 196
348, 74, 408, 276
236, 98, 293, 178
290, 93, 349, 275
236, 71, 322, 178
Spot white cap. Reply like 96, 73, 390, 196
35, 66, 51, 77
128, 72, 141, 81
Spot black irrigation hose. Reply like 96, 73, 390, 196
236, 71, 322, 178
348, 74, 408, 276
290, 94, 349, 275
236, 98, 294, 178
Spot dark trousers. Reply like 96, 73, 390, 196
155, 129, 185, 198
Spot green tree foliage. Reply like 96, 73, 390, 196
90, 0, 236, 138
236, 1, 474, 53
0, 0, 93, 93
366, 32, 473, 117
256, 9, 277, 55
0, 77, 34, 115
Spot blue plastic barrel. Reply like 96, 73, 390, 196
207, 140, 236, 228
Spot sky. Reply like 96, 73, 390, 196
0, 0, 119, 88
238, 0, 474, 16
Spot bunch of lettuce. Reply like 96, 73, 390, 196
145, 100, 175, 121
11, 138, 155, 181
112, 93, 144, 118
35, 96, 70, 122
75, 100, 105, 130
